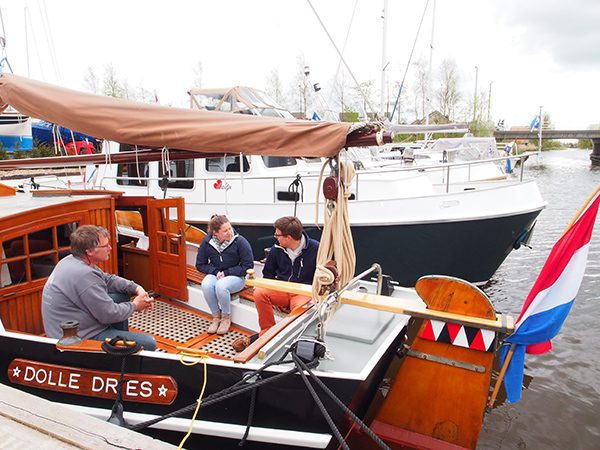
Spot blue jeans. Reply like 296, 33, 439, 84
91, 292, 157, 351
201, 274, 245, 316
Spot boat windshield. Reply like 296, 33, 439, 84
189, 86, 293, 118
428, 137, 501, 161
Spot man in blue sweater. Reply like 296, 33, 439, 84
233, 216, 318, 352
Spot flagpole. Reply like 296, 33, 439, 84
562, 183, 600, 236
489, 183, 600, 409
487, 343, 516, 408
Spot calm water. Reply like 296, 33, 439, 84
478, 149, 600, 449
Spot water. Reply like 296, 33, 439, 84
478, 149, 600, 449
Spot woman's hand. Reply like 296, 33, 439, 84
216, 271, 225, 280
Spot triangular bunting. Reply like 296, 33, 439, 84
431, 320, 445, 339
421, 320, 436, 341
470, 330, 487, 351
446, 322, 461, 341
437, 323, 452, 344
481, 329, 495, 351
464, 325, 479, 346
453, 325, 469, 348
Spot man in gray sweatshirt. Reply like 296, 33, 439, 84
42, 225, 157, 351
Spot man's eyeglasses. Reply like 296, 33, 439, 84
274, 233, 285, 238
95, 242, 111, 249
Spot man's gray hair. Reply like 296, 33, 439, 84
70, 225, 110, 257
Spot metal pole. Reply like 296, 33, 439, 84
487, 81, 493, 122
538, 105, 543, 155
473, 66, 479, 123
380, 0, 389, 119
424, 0, 436, 142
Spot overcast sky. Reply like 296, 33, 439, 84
1, 0, 598, 129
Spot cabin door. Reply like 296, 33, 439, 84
147, 197, 188, 301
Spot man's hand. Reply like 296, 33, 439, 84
217, 271, 225, 280
133, 293, 154, 312
135, 285, 150, 300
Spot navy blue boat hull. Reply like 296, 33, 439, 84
230, 209, 541, 287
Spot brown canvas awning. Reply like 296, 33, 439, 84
0, 74, 354, 158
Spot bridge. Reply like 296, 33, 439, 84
494, 129, 600, 165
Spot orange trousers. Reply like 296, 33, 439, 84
253, 287, 310, 334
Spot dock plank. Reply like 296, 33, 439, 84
0, 383, 177, 449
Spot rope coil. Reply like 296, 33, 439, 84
312, 158, 356, 311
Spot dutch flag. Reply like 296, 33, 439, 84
501, 190, 600, 403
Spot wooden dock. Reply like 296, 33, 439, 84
0, 383, 178, 449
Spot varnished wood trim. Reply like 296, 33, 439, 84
0, 183, 16, 196
233, 304, 312, 363
246, 277, 514, 332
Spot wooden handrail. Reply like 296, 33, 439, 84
245, 278, 514, 333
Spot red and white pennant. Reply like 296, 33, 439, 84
420, 319, 495, 352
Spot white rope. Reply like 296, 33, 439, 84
239, 151, 244, 193
134, 145, 142, 182
311, 159, 356, 305
161, 146, 171, 177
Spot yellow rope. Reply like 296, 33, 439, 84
177, 353, 208, 450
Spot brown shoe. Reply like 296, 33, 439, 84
232, 336, 251, 353
207, 313, 221, 334
217, 314, 231, 335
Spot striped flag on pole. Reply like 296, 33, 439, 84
500, 190, 600, 403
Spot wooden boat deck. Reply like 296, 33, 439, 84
129, 297, 253, 359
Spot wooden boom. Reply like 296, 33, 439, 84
245, 277, 514, 333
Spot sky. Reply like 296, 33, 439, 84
0, 0, 599, 130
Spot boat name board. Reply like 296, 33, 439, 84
420, 319, 495, 352
8, 358, 177, 404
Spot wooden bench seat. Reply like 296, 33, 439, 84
186, 265, 255, 302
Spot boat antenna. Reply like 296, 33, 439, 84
306, 0, 378, 119
389, 0, 430, 124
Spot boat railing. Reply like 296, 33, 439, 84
358, 152, 531, 191
102, 152, 532, 201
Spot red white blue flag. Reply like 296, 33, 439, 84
501, 191, 600, 403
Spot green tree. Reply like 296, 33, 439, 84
289, 54, 311, 116
437, 58, 461, 121
83, 66, 100, 94
103, 64, 124, 98
265, 68, 287, 108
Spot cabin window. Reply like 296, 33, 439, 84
116, 162, 149, 186
158, 159, 194, 189
261, 156, 297, 168
0, 221, 78, 288
205, 156, 250, 173
116, 143, 149, 186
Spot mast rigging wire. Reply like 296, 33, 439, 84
306, 0, 378, 118
390, 0, 430, 124
334, 0, 359, 81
